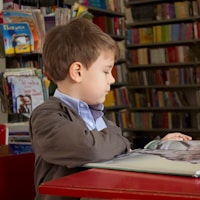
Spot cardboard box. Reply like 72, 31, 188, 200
0, 147, 35, 200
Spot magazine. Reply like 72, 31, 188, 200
84, 140, 200, 177
7, 75, 44, 114
0, 22, 34, 55
2, 9, 44, 52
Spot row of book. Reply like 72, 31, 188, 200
9, 0, 125, 13
129, 90, 187, 108
105, 110, 194, 129
127, 67, 200, 86
112, 63, 127, 83
104, 86, 130, 107
5, 55, 41, 69
0, 3, 94, 55
44, 6, 73, 33
130, 112, 193, 129
129, 89, 200, 108
116, 40, 126, 59
0, 7, 125, 56
93, 16, 125, 37
105, 109, 131, 129
130, 0, 200, 22
127, 45, 198, 65
127, 22, 197, 45
0, 68, 48, 115
80, 0, 124, 13
156, 1, 199, 20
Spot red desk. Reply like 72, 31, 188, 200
39, 168, 200, 200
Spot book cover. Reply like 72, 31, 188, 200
2, 9, 42, 52
139, 27, 153, 44
9, 131, 30, 143
6, 75, 44, 114
9, 142, 32, 154
84, 140, 200, 177
0, 23, 34, 55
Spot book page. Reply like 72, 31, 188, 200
84, 140, 200, 177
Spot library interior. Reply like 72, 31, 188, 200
1, 0, 200, 200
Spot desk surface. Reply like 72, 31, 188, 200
39, 168, 200, 200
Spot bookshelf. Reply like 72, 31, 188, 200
0, 26, 44, 123
125, 0, 200, 145
0, 1, 50, 124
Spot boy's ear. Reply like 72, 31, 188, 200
69, 62, 83, 82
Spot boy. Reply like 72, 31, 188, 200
30, 18, 191, 200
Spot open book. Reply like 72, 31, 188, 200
84, 140, 200, 177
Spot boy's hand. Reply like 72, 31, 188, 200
161, 132, 192, 141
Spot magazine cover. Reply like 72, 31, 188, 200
6, 75, 44, 114
2, 9, 42, 52
0, 22, 34, 54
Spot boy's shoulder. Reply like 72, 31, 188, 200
32, 96, 67, 113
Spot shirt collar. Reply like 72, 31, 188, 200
53, 89, 104, 120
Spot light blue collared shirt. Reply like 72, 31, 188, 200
54, 89, 107, 131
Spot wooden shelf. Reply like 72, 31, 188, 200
126, 16, 200, 28
126, 39, 200, 49
127, 62, 200, 69
129, 107, 200, 112
128, 84, 200, 89
125, 0, 171, 6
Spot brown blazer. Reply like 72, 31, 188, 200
30, 97, 130, 200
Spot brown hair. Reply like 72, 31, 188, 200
43, 18, 120, 82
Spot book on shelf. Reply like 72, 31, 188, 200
2, 9, 45, 53
54, 7, 71, 26
7, 75, 44, 114
84, 140, 200, 177
0, 22, 34, 55
0, 68, 45, 115
0, 122, 32, 154
8, 131, 32, 154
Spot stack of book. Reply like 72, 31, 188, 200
0, 122, 32, 155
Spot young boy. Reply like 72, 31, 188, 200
30, 18, 191, 200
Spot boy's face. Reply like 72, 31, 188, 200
80, 50, 115, 105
